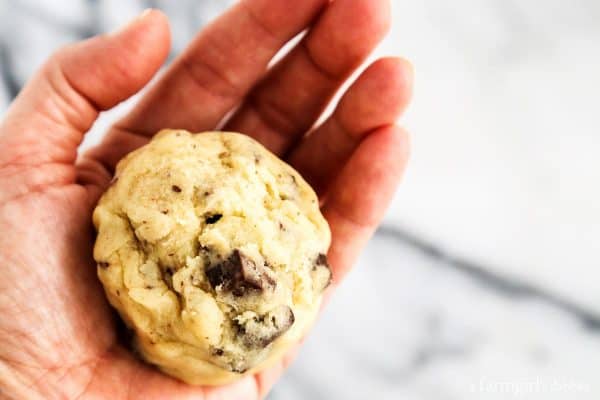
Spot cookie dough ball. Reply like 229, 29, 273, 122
93, 130, 331, 385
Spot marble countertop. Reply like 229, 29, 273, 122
1, 0, 599, 398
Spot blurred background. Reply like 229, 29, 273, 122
1, 0, 599, 398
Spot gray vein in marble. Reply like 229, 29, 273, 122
406, 313, 472, 373
377, 226, 600, 331
0, 44, 19, 99
341, 312, 474, 384
6, 0, 94, 37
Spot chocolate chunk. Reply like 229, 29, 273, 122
162, 267, 175, 290
171, 185, 182, 193
205, 250, 276, 295
235, 306, 295, 348
312, 253, 332, 292
316, 253, 328, 267
204, 213, 222, 224
230, 364, 249, 374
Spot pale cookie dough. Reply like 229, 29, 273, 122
93, 130, 331, 385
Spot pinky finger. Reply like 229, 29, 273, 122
322, 125, 410, 283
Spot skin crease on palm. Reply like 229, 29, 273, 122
0, 0, 413, 399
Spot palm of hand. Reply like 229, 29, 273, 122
0, 1, 412, 399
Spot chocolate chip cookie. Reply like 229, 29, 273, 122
92, 130, 331, 385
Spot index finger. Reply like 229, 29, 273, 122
117, 0, 327, 137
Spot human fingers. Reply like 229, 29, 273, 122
288, 57, 413, 194
225, 0, 392, 155
0, 10, 170, 201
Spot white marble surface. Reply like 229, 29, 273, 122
383, 0, 600, 313
1, 0, 599, 398
272, 232, 600, 399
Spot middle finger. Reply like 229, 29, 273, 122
225, 0, 391, 155
117, 0, 327, 137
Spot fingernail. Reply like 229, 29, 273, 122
138, 8, 154, 20
109, 8, 154, 36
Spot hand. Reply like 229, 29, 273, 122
0, 1, 412, 399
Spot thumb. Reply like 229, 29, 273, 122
0, 9, 170, 169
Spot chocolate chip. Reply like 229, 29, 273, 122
171, 185, 182, 193
205, 213, 222, 224
205, 250, 276, 295
235, 306, 295, 348
98, 262, 109, 269
161, 209, 169, 215
211, 347, 224, 356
